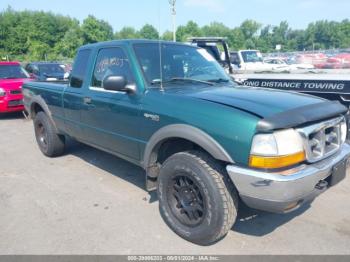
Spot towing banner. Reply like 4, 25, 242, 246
235, 74, 350, 95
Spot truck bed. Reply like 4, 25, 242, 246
22, 81, 68, 131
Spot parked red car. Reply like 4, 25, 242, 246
295, 53, 327, 67
0, 61, 30, 113
315, 53, 350, 69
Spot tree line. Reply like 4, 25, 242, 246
1, 7, 350, 61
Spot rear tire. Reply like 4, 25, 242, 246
157, 151, 238, 245
34, 111, 65, 157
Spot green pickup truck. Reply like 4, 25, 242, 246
23, 40, 350, 245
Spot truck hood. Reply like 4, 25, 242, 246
186, 86, 323, 117
0, 78, 29, 91
178, 86, 347, 132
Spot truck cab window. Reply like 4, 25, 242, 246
91, 47, 134, 88
70, 49, 91, 88
230, 52, 240, 65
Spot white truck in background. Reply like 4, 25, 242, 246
190, 37, 316, 73
229, 49, 288, 71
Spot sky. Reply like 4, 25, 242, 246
1, 0, 350, 32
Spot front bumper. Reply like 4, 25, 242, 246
227, 143, 350, 213
0, 95, 24, 113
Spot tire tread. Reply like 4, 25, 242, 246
160, 150, 238, 244
34, 112, 65, 157
182, 151, 238, 242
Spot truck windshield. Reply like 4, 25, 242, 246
0, 65, 29, 79
241, 51, 263, 63
37, 64, 65, 75
133, 43, 230, 86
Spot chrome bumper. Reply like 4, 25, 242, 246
226, 143, 350, 213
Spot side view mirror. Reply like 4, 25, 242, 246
102, 75, 135, 93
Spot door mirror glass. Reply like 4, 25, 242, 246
103, 75, 129, 92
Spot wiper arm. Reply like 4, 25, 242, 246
151, 77, 214, 86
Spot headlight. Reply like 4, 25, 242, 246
340, 120, 347, 144
0, 87, 5, 97
250, 129, 305, 169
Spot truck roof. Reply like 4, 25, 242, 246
79, 39, 191, 50
0, 61, 20, 65
188, 37, 228, 43
27, 62, 64, 65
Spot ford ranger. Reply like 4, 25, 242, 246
23, 40, 350, 245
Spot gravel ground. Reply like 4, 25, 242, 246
1, 112, 350, 255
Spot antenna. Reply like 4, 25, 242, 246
168, 0, 177, 42
158, 0, 164, 91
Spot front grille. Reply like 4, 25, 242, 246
298, 117, 345, 163
10, 90, 22, 95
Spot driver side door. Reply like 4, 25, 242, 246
80, 46, 142, 161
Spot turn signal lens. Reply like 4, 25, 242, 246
340, 120, 347, 144
249, 151, 306, 169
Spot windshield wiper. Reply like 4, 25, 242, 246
151, 77, 214, 86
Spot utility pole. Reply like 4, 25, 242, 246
168, 0, 176, 42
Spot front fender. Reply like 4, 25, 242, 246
142, 124, 234, 169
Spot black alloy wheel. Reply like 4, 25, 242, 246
158, 151, 238, 245
167, 174, 206, 227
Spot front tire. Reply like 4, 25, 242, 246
34, 111, 65, 157
158, 151, 238, 245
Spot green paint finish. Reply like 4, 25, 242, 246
23, 40, 328, 167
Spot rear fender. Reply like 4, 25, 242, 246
29, 95, 59, 134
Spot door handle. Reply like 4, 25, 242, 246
83, 97, 92, 104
